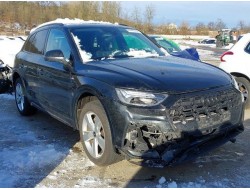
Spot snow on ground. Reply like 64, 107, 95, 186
176, 39, 234, 50
152, 176, 237, 188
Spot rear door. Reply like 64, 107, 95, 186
19, 30, 48, 104
38, 28, 75, 123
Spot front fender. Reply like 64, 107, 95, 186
71, 76, 120, 146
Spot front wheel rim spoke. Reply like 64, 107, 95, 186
83, 131, 94, 142
95, 117, 102, 131
97, 135, 105, 150
93, 138, 99, 157
86, 114, 95, 130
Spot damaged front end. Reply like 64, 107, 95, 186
0, 63, 12, 94
120, 86, 244, 168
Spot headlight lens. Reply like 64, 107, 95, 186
116, 88, 167, 106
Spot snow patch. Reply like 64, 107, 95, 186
71, 34, 93, 63
127, 49, 159, 58
31, 18, 117, 33
75, 176, 112, 188
0, 37, 24, 67
168, 181, 178, 188
0, 93, 14, 100
1, 144, 65, 170
158, 176, 166, 184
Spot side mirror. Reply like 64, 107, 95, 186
45, 50, 68, 65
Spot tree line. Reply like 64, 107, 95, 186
0, 1, 250, 35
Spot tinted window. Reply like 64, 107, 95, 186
245, 42, 250, 54
30, 30, 48, 54
46, 29, 71, 60
23, 30, 48, 54
23, 34, 35, 52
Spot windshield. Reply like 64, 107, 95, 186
70, 27, 164, 62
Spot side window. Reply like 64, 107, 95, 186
46, 29, 71, 60
23, 34, 35, 52
245, 42, 250, 54
23, 30, 48, 54
30, 30, 48, 54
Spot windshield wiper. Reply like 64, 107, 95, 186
112, 54, 133, 58
92, 56, 110, 61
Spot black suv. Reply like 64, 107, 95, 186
12, 20, 244, 167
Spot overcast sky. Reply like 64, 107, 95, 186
121, 1, 250, 28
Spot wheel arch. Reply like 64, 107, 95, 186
231, 72, 250, 82
12, 71, 21, 86
73, 85, 110, 130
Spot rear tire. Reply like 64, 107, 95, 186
235, 77, 250, 109
79, 99, 118, 166
14, 78, 36, 115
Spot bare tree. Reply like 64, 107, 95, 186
215, 18, 227, 30
196, 22, 209, 35
144, 4, 155, 33
207, 21, 216, 30
179, 21, 190, 35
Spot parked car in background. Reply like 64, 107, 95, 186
0, 36, 25, 68
219, 33, 250, 108
149, 35, 200, 61
198, 38, 216, 44
12, 19, 244, 167
237, 35, 244, 42
0, 36, 25, 93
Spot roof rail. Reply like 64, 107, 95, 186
119, 23, 128, 26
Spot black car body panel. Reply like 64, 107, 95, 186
78, 57, 232, 93
12, 22, 244, 167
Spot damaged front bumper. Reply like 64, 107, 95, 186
126, 124, 244, 168
110, 86, 245, 167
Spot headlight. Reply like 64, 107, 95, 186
116, 88, 167, 106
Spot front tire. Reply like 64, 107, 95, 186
14, 78, 36, 115
235, 77, 250, 109
79, 99, 118, 166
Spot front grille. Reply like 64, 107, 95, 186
169, 88, 241, 129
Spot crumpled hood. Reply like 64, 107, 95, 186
78, 56, 232, 94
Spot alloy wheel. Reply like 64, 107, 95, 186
15, 83, 24, 111
81, 111, 105, 158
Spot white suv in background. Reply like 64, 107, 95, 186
219, 33, 250, 108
